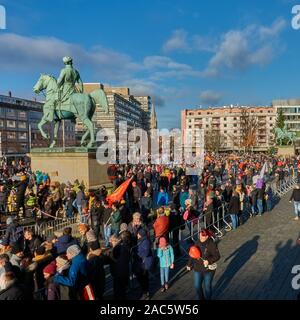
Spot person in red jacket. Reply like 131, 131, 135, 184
153, 207, 169, 243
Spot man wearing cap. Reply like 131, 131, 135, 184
53, 245, 89, 299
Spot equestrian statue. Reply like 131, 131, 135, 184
274, 125, 296, 146
33, 56, 109, 148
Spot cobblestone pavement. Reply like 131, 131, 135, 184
151, 191, 300, 300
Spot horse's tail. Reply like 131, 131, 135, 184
89, 89, 109, 114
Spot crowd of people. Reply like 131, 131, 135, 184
0, 153, 299, 300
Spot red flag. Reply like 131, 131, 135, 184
106, 177, 133, 206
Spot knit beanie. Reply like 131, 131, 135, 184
66, 245, 81, 258
43, 261, 57, 275
55, 255, 69, 268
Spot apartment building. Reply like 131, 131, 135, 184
181, 105, 276, 151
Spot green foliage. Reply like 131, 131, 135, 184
276, 109, 285, 129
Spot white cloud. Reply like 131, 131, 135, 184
200, 90, 222, 105
0, 33, 140, 80
258, 18, 286, 39
162, 29, 189, 53
203, 18, 287, 77
121, 78, 165, 107
192, 35, 217, 52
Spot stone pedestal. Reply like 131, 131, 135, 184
277, 146, 295, 157
29, 148, 111, 189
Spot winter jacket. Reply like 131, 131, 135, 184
0, 281, 27, 300
54, 235, 78, 255
132, 236, 153, 273
228, 195, 240, 215
87, 250, 106, 300
24, 236, 42, 258
157, 245, 174, 268
140, 196, 152, 217
54, 253, 89, 293
171, 190, 180, 209
153, 215, 169, 238
250, 188, 258, 204
187, 238, 220, 273
111, 210, 121, 232
133, 186, 142, 202
90, 204, 103, 228
157, 191, 169, 206
108, 242, 130, 279
179, 191, 189, 210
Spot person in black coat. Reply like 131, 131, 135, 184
169, 204, 183, 257
0, 271, 28, 300
132, 229, 153, 300
23, 230, 43, 258
187, 229, 220, 300
107, 234, 130, 300
90, 199, 103, 240
14, 173, 28, 217
171, 185, 180, 210
87, 243, 106, 300
228, 191, 240, 229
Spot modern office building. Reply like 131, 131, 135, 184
181, 105, 276, 151
77, 84, 152, 142
272, 99, 300, 134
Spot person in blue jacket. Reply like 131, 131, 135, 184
157, 236, 174, 292
156, 187, 169, 207
53, 244, 89, 299
179, 186, 189, 212
53, 227, 78, 256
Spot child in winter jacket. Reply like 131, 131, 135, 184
157, 236, 174, 292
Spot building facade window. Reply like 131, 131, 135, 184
7, 132, 16, 139
18, 121, 27, 129
18, 111, 27, 119
18, 132, 27, 140
0, 119, 3, 127
6, 109, 16, 117
7, 120, 16, 128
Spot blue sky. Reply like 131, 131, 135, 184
1, 0, 300, 128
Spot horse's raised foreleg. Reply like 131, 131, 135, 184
38, 117, 50, 140
50, 121, 61, 148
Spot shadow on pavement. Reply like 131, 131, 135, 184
213, 235, 260, 298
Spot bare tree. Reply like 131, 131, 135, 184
204, 128, 224, 152
239, 108, 258, 151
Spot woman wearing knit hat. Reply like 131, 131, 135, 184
43, 257, 72, 300
157, 236, 174, 292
